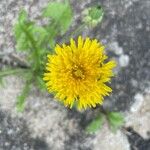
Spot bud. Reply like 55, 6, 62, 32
82, 5, 104, 28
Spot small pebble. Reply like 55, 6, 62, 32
109, 42, 123, 55
119, 54, 129, 67
7, 129, 14, 135
130, 93, 144, 113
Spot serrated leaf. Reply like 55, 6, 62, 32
14, 23, 22, 40
43, 2, 72, 34
29, 26, 48, 47
14, 10, 28, 43
86, 114, 104, 134
15, 33, 30, 51
16, 82, 31, 112
14, 10, 35, 51
18, 9, 28, 24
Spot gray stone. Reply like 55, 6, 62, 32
130, 93, 144, 113
108, 41, 123, 55
125, 93, 150, 139
85, 125, 130, 150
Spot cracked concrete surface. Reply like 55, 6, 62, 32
0, 0, 150, 149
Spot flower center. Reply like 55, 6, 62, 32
72, 65, 85, 79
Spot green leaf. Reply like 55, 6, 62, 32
45, 26, 57, 49
107, 112, 124, 132
14, 23, 22, 40
86, 114, 104, 134
49, 38, 55, 49
0, 77, 4, 87
13, 10, 35, 51
29, 26, 48, 47
43, 2, 66, 19
18, 9, 28, 24
15, 32, 30, 51
14, 10, 28, 41
16, 82, 31, 112
36, 76, 46, 91
42, 2, 72, 34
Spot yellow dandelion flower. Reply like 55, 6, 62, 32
43, 36, 116, 110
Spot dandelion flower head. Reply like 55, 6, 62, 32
43, 36, 116, 110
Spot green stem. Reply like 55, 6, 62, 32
61, 23, 86, 43
70, 23, 86, 37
